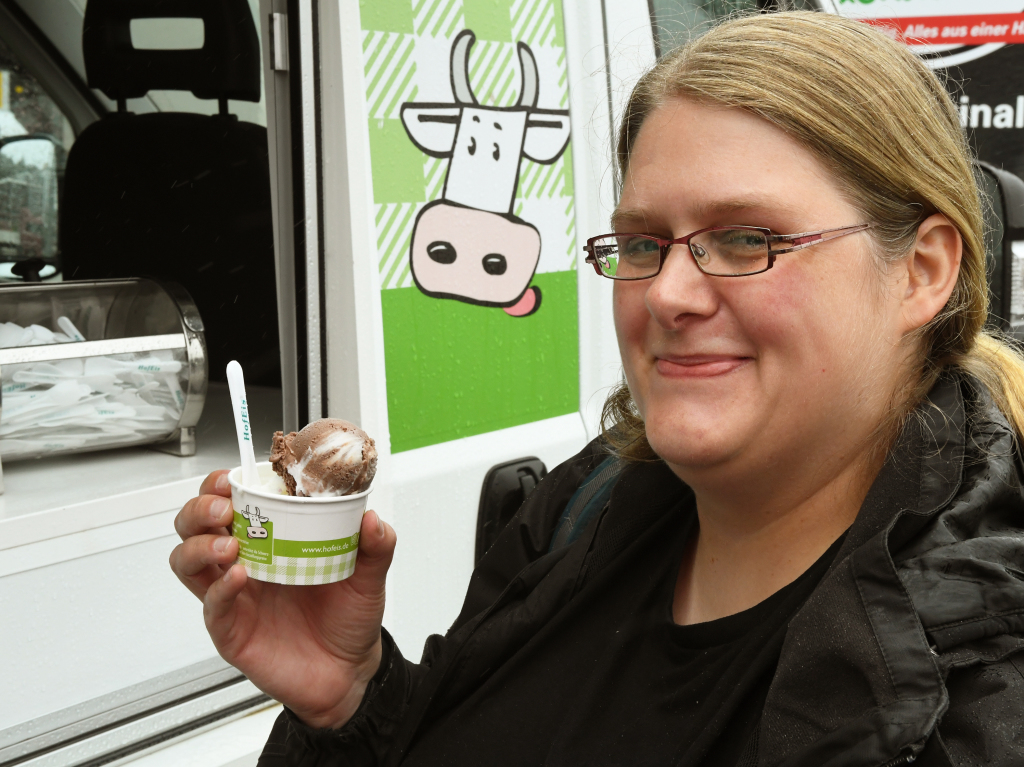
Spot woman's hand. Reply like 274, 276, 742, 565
169, 470, 397, 730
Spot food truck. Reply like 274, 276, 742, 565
0, 1, 1021, 765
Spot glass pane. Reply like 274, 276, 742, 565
0, 40, 73, 142
131, 1, 266, 127
690, 228, 770, 275
650, 0, 766, 55
0, 277, 202, 460
649, 0, 823, 57
0, 0, 278, 755
0, 348, 188, 460
593, 235, 661, 279
0, 35, 72, 281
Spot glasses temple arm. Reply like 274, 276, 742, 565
767, 223, 872, 256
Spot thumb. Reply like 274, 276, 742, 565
345, 510, 397, 597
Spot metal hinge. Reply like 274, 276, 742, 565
269, 12, 289, 71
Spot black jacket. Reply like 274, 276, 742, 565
259, 376, 1024, 766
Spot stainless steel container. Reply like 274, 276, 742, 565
0, 278, 207, 466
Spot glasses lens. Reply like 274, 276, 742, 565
688, 228, 769, 275
591, 235, 661, 279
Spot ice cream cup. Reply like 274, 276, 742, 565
228, 462, 371, 585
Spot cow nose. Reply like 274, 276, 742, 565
482, 254, 507, 275
427, 241, 457, 264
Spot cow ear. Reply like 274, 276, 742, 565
401, 104, 461, 157
523, 112, 570, 164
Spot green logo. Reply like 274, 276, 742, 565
233, 508, 360, 564
233, 507, 274, 564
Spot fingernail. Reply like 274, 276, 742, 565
214, 536, 231, 552
215, 473, 230, 493
375, 511, 384, 536
222, 566, 233, 583
211, 497, 231, 520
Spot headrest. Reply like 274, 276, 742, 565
83, 0, 260, 102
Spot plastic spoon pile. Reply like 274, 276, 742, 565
0, 318, 185, 459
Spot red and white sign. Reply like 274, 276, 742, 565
863, 13, 1024, 45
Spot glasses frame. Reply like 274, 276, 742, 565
583, 223, 873, 279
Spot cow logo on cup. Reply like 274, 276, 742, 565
240, 505, 270, 539
400, 30, 571, 317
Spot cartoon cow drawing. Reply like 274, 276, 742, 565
400, 30, 571, 317
240, 505, 269, 539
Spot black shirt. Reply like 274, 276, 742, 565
403, 505, 845, 767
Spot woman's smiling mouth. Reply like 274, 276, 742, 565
655, 354, 752, 378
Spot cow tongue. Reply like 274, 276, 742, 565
270, 418, 377, 497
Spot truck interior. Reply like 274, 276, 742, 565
2, 1, 1023, 765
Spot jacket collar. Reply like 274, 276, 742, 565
760, 376, 969, 767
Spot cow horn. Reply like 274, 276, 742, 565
450, 30, 477, 105
517, 42, 538, 109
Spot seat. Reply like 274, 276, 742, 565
60, 0, 280, 386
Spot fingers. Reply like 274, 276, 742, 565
175, 494, 233, 541
345, 510, 397, 597
203, 563, 248, 634
170, 473, 237, 602
173, 533, 238, 577
200, 470, 232, 497
169, 533, 238, 600
175, 470, 232, 541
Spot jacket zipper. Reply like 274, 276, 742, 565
880, 752, 916, 767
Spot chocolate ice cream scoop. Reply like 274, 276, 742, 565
270, 419, 377, 497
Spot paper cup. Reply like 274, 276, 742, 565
228, 462, 370, 585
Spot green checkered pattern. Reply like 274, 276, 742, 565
362, 0, 576, 289
241, 551, 358, 585
361, 0, 581, 452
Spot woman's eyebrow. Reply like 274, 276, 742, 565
611, 198, 798, 231
610, 207, 651, 230
693, 197, 794, 220
606, 197, 798, 230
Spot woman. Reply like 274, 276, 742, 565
170, 12, 1024, 765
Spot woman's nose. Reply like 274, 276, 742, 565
644, 245, 718, 328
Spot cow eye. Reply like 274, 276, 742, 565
427, 241, 457, 264
492, 143, 500, 161
482, 254, 507, 275
468, 137, 477, 155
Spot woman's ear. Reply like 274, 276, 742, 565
899, 213, 962, 334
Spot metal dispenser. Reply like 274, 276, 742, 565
0, 279, 207, 487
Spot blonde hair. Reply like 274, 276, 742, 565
603, 11, 1024, 461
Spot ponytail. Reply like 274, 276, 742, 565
960, 334, 1024, 438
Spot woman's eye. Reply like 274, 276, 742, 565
713, 230, 768, 257
624, 238, 658, 256
722, 233, 759, 247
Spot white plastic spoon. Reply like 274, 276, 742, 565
226, 360, 260, 489
57, 316, 86, 342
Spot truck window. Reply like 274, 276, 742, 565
0, 2, 283, 764
649, 0, 821, 57
0, 33, 72, 281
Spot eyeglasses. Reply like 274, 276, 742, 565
583, 223, 873, 279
